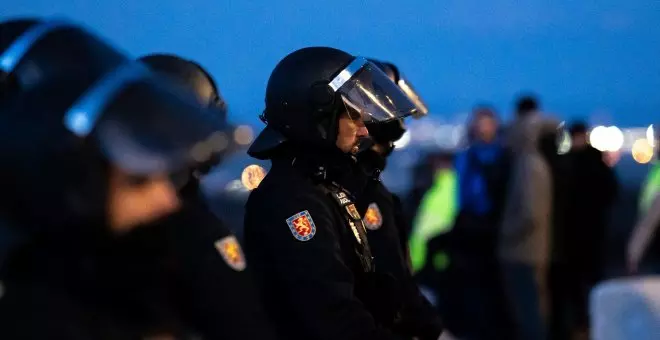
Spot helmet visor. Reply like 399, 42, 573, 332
330, 57, 418, 123
64, 62, 231, 175
397, 75, 428, 117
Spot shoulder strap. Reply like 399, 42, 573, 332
321, 184, 375, 272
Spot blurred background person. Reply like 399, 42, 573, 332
499, 95, 556, 340
442, 105, 512, 339
560, 121, 619, 338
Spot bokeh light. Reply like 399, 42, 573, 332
632, 138, 654, 164
241, 164, 267, 190
590, 125, 624, 152
233, 125, 255, 146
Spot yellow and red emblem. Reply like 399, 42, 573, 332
286, 210, 317, 241
214, 235, 246, 271
363, 203, 383, 230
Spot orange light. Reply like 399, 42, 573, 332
632, 139, 654, 164
241, 164, 267, 190
233, 125, 254, 146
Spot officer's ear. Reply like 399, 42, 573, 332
309, 82, 341, 144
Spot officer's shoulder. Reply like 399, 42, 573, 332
249, 167, 326, 203
247, 179, 333, 225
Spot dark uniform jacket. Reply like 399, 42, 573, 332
244, 153, 411, 340
358, 179, 444, 340
0, 197, 277, 340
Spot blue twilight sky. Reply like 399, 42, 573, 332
4, 0, 660, 127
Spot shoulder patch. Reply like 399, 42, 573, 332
363, 203, 383, 230
286, 210, 317, 241
214, 235, 246, 271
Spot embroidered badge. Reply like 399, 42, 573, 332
349, 220, 362, 244
286, 210, 317, 241
363, 203, 383, 230
346, 204, 361, 220
214, 235, 246, 271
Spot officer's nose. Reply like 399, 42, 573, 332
357, 125, 369, 138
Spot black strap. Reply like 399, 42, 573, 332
319, 184, 375, 272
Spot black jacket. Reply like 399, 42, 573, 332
0, 200, 277, 340
357, 180, 444, 340
244, 154, 409, 340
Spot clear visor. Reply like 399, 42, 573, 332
397, 76, 429, 117
64, 62, 231, 175
330, 57, 418, 123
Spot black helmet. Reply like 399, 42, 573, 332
0, 18, 231, 233
139, 53, 232, 174
248, 47, 419, 160
0, 19, 39, 102
138, 54, 227, 120
0, 18, 229, 175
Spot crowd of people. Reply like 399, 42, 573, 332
1, 16, 658, 340
405, 95, 660, 340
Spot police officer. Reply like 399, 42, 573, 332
356, 59, 445, 340
136, 53, 278, 339
0, 19, 228, 338
244, 46, 429, 340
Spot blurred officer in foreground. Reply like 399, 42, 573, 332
244, 47, 444, 340
116, 53, 275, 339
0, 19, 229, 339
355, 59, 445, 340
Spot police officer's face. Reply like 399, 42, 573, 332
336, 111, 369, 154
107, 167, 181, 233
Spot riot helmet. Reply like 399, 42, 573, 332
0, 18, 230, 233
0, 18, 229, 175
138, 54, 227, 119
139, 53, 232, 178
248, 47, 418, 160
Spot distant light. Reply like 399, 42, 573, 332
190, 141, 212, 163
632, 139, 654, 164
647, 125, 655, 148
606, 126, 624, 152
224, 179, 245, 192
558, 129, 572, 155
208, 131, 229, 152
589, 126, 607, 151
233, 125, 255, 146
589, 125, 623, 152
241, 164, 267, 190
394, 130, 411, 149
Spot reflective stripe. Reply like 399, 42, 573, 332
0, 20, 70, 73
328, 56, 368, 92
63, 62, 151, 137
